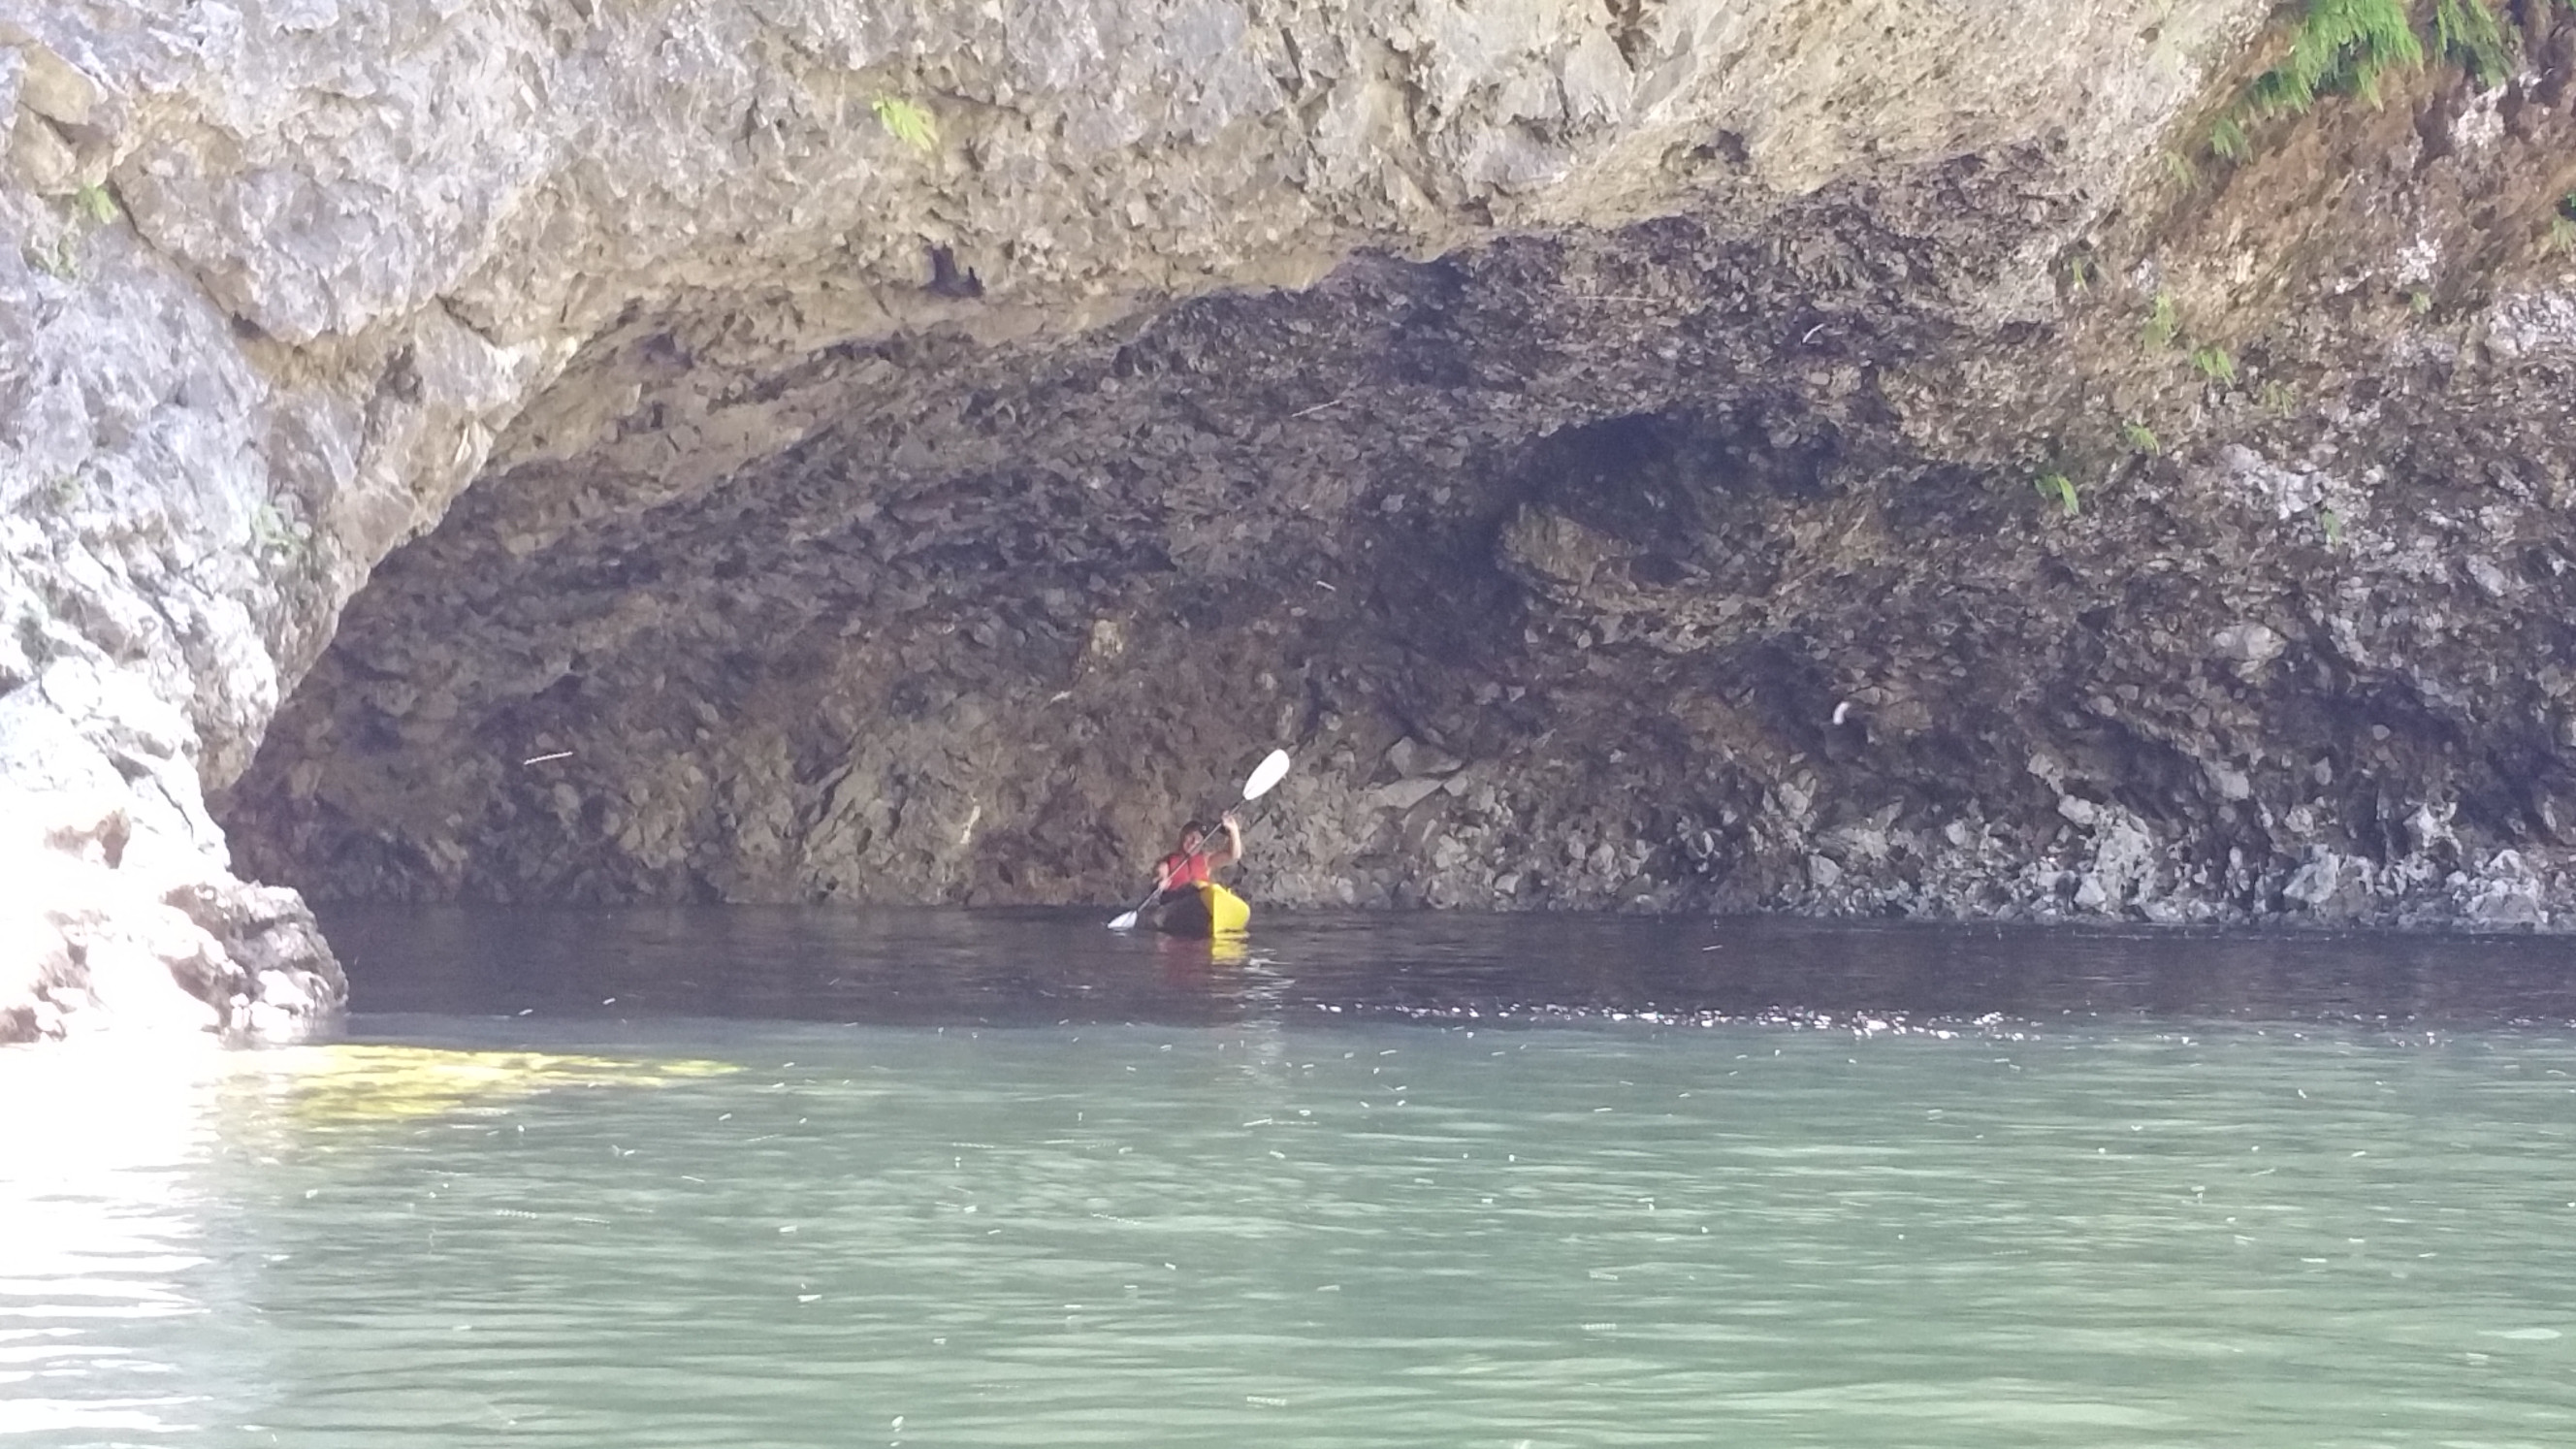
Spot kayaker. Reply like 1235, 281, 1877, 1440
1155, 812, 1241, 898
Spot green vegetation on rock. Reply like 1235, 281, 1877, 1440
2208, 113, 2253, 163
2248, 0, 2423, 116
2141, 291, 2184, 349
250, 502, 314, 564
23, 236, 79, 279
2034, 471, 2082, 518
23, 184, 121, 279
873, 97, 937, 152
75, 182, 118, 225
2431, 0, 2513, 87
2203, 0, 2542, 164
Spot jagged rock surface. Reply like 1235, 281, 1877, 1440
11, 1, 2576, 1037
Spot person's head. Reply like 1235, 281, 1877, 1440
1175, 821, 1208, 853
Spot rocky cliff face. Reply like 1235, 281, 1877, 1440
9, 1, 2576, 1041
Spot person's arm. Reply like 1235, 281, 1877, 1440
1211, 812, 1242, 868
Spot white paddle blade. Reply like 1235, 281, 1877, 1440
1107, 909, 1141, 931
1241, 748, 1293, 801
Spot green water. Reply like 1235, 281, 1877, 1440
7, 1014, 2574, 1447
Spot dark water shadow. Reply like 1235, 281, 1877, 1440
317, 906, 2576, 1032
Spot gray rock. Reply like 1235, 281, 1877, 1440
2210, 622, 2287, 667
1384, 736, 1464, 780
2467, 882, 2546, 927
1368, 777, 1448, 813
2464, 556, 2513, 599
2282, 852, 2343, 909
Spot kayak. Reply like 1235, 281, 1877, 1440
1154, 881, 1250, 938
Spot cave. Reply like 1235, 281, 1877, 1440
11, 2, 2576, 1042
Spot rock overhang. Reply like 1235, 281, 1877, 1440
16, 0, 2576, 1040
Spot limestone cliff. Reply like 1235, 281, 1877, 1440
7, 1, 2575, 1041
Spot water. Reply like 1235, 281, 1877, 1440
6, 911, 2576, 1447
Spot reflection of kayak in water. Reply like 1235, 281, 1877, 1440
1154, 881, 1250, 939
1154, 932, 1249, 969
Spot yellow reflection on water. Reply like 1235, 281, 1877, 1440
219, 1045, 736, 1127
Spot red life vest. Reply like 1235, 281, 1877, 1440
1158, 851, 1213, 890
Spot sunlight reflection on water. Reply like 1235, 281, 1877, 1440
0, 1041, 218, 1438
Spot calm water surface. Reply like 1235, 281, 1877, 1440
6, 910, 2575, 1447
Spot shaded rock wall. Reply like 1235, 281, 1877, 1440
16, 0, 2576, 1038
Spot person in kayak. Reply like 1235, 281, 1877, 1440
1155, 812, 1241, 900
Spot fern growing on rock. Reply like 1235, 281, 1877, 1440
2250, 0, 2424, 115
2431, 0, 2514, 87
2206, 0, 2534, 163
2205, 0, 2524, 162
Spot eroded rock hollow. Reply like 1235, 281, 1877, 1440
11, 1, 2576, 1040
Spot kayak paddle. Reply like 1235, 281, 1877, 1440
1107, 749, 1292, 930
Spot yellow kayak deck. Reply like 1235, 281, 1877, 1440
1153, 881, 1250, 938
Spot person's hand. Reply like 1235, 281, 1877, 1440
1220, 810, 1240, 829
